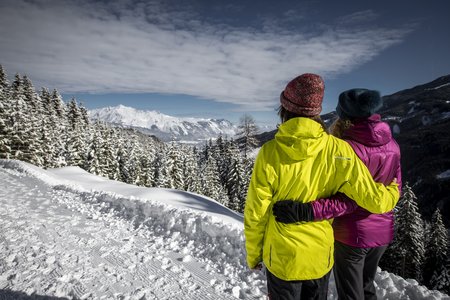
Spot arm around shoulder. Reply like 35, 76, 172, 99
337, 147, 400, 214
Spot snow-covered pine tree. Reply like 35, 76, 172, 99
66, 98, 82, 132
423, 208, 449, 288
183, 146, 201, 194
0, 66, 12, 159
153, 148, 170, 188
8, 74, 29, 161
107, 128, 123, 181
0, 65, 8, 93
126, 137, 143, 186
50, 89, 68, 167
78, 103, 90, 129
84, 122, 105, 176
224, 139, 245, 212
213, 135, 228, 185
116, 136, 130, 183
382, 183, 425, 282
17, 75, 43, 166
39, 88, 59, 168
65, 98, 87, 167
100, 126, 120, 180
430, 257, 450, 294
236, 114, 259, 159
166, 142, 184, 190
0, 93, 12, 159
38, 118, 54, 168
139, 141, 156, 188
201, 152, 229, 206
22, 75, 42, 115
239, 157, 254, 203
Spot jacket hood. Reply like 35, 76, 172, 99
343, 114, 392, 147
275, 117, 327, 160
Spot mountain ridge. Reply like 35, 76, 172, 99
89, 104, 237, 142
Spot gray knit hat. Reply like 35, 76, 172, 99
336, 88, 382, 119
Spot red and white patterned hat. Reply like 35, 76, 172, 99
280, 73, 324, 117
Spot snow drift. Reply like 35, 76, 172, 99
0, 159, 448, 299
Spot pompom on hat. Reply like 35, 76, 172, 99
336, 88, 382, 119
280, 73, 325, 117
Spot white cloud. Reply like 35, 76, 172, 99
0, 0, 412, 110
337, 10, 380, 24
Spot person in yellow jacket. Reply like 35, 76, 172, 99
244, 73, 399, 300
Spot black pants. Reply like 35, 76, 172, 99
334, 241, 387, 300
266, 269, 330, 300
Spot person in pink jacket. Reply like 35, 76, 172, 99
273, 88, 402, 300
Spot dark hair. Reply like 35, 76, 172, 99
277, 105, 328, 133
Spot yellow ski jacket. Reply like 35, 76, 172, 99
244, 117, 399, 281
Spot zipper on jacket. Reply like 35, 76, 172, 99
270, 245, 272, 267
327, 247, 331, 268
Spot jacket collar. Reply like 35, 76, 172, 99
342, 114, 392, 147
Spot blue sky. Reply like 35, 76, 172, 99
1, 0, 449, 128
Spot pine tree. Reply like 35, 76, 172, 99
201, 153, 229, 206
8, 74, 29, 161
22, 75, 42, 114
116, 138, 130, 183
224, 140, 245, 212
39, 88, 59, 167
166, 142, 184, 190
239, 157, 254, 203
50, 89, 68, 167
17, 75, 43, 166
0, 65, 8, 93
126, 137, 143, 185
424, 209, 449, 288
38, 118, 54, 168
66, 98, 82, 131
153, 149, 170, 188
140, 143, 156, 187
381, 184, 425, 282
430, 258, 450, 294
0, 93, 12, 159
84, 124, 104, 176
104, 128, 121, 181
0, 66, 12, 159
183, 146, 201, 193
78, 103, 90, 128
65, 99, 87, 167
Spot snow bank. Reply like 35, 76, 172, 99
0, 159, 266, 299
1, 159, 449, 300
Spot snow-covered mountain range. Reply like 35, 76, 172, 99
89, 105, 237, 143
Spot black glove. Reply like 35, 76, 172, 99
272, 200, 314, 223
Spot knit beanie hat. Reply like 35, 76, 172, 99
336, 88, 382, 119
280, 73, 324, 117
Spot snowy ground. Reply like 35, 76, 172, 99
0, 159, 449, 300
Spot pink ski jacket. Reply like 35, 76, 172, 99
311, 114, 402, 248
